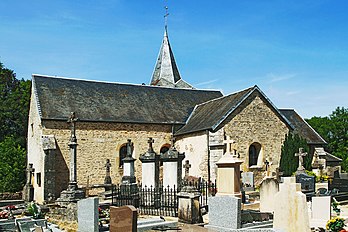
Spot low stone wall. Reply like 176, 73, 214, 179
0, 192, 22, 200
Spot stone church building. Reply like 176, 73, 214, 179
27, 28, 326, 203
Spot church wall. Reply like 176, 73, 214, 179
41, 121, 172, 194
27, 88, 45, 203
176, 131, 209, 180
223, 93, 289, 185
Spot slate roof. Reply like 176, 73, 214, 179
279, 109, 327, 145
32, 75, 222, 124
175, 86, 293, 135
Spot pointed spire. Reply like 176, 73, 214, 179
149, 3, 193, 89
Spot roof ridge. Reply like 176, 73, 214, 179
194, 86, 255, 108
32, 74, 221, 93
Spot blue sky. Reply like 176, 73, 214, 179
1, 1, 347, 118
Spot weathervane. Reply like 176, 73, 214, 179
164, 0, 169, 30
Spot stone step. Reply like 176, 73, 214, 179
241, 220, 273, 229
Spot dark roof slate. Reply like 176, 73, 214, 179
176, 86, 294, 135
33, 75, 222, 124
279, 109, 327, 145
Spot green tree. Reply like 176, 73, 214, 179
306, 107, 348, 171
0, 136, 26, 192
0, 62, 31, 148
0, 61, 31, 192
280, 133, 310, 176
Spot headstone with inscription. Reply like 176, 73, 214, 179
110, 205, 137, 232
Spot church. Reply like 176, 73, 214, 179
27, 27, 326, 203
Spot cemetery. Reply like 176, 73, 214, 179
1, 3, 347, 232
2, 126, 348, 232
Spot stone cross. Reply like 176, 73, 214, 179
126, 139, 133, 157
104, 159, 112, 185
223, 136, 235, 156
295, 148, 307, 171
26, 163, 35, 185
148, 137, 154, 152
67, 112, 78, 143
183, 160, 191, 178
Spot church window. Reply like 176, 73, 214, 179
249, 142, 262, 167
119, 144, 127, 168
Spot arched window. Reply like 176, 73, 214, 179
249, 142, 262, 167
119, 144, 127, 168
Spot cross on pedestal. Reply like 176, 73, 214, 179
67, 112, 78, 143
223, 136, 235, 156
148, 137, 154, 152
183, 160, 191, 178
295, 147, 307, 172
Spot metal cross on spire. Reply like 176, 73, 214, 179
164, 1, 169, 31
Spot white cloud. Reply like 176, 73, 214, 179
267, 73, 297, 83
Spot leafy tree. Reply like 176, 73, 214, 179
0, 136, 26, 192
280, 133, 310, 176
0, 62, 31, 148
306, 107, 348, 171
0, 61, 31, 192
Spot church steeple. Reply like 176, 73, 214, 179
150, 5, 193, 89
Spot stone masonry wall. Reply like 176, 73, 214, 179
42, 121, 172, 196
216, 92, 289, 185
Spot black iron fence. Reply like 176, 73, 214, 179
111, 180, 217, 217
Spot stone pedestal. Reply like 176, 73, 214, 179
177, 185, 201, 224
216, 153, 243, 198
273, 177, 311, 232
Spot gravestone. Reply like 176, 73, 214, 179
120, 139, 139, 207
296, 173, 315, 193
206, 195, 241, 230
241, 172, 254, 191
110, 205, 137, 232
311, 196, 331, 228
260, 177, 279, 213
273, 177, 310, 232
139, 138, 158, 188
77, 197, 99, 232
216, 137, 243, 197
161, 136, 185, 189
